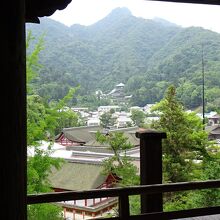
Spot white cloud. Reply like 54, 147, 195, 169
50, 0, 220, 33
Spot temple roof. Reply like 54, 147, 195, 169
48, 162, 105, 190
57, 125, 102, 144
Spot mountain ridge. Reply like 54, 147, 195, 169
26, 7, 220, 109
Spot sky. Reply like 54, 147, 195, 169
50, 0, 220, 33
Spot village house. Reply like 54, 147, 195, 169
98, 105, 121, 113
207, 112, 220, 126
206, 125, 220, 144
115, 113, 133, 128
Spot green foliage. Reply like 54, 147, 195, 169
99, 112, 116, 128
26, 32, 77, 219
151, 85, 210, 183
130, 109, 145, 127
27, 145, 64, 219
76, 93, 111, 110
96, 131, 139, 214
163, 191, 196, 211
96, 131, 139, 185
151, 85, 220, 211
55, 87, 79, 110
26, 10, 220, 109
192, 153, 220, 207
129, 195, 141, 215
27, 147, 63, 194
27, 95, 47, 145
27, 203, 63, 220
26, 31, 44, 95
164, 154, 220, 211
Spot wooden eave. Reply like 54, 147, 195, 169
25, 0, 72, 23
152, 0, 220, 4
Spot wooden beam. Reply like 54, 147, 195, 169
27, 180, 220, 204
148, 0, 220, 5
2, 0, 27, 219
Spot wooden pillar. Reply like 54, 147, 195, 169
136, 129, 166, 214
118, 194, 129, 219
2, 0, 26, 219
63, 208, 66, 218
72, 209, 76, 220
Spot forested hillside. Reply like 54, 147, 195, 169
26, 7, 220, 110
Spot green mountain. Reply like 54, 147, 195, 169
26, 7, 220, 110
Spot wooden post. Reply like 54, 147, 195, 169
63, 208, 66, 218
136, 129, 166, 214
118, 194, 130, 220
72, 209, 76, 220
2, 0, 26, 219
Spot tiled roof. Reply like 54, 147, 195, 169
48, 162, 105, 191
205, 125, 219, 133
179, 214, 220, 220
56, 126, 140, 147
61, 125, 102, 143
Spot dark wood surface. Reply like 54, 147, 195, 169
2, 0, 27, 219
3, 0, 220, 219
27, 180, 220, 204
149, 0, 220, 5
136, 130, 166, 213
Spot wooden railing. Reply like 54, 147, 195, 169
27, 180, 220, 219
27, 130, 220, 219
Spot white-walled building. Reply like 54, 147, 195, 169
98, 105, 120, 113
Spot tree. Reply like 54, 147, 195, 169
150, 85, 215, 211
27, 95, 47, 145
130, 109, 145, 127
151, 85, 210, 183
26, 31, 44, 95
96, 131, 139, 186
99, 111, 116, 128
27, 147, 64, 220
45, 87, 80, 136
26, 32, 70, 219
190, 151, 220, 208
96, 131, 140, 215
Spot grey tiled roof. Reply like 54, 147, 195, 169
179, 214, 220, 220
48, 162, 105, 191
